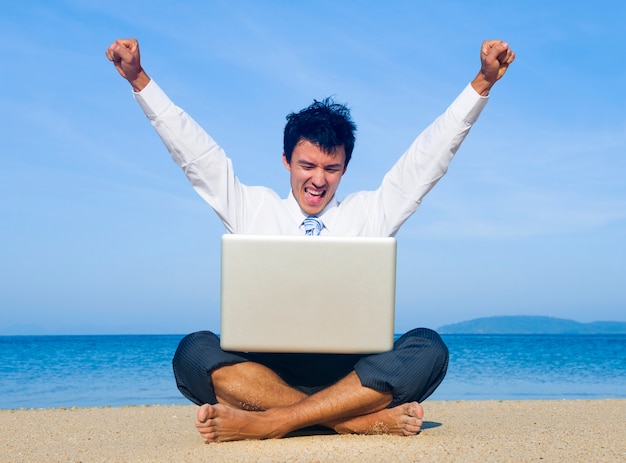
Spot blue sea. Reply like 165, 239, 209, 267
1, 334, 625, 409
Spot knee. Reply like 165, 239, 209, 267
426, 329, 448, 363
397, 328, 449, 368
389, 328, 449, 403
172, 331, 221, 406
172, 331, 220, 371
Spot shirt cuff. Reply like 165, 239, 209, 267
454, 83, 489, 125
133, 79, 172, 120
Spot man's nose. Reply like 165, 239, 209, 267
311, 168, 326, 186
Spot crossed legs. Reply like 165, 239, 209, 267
196, 361, 424, 442
173, 329, 448, 443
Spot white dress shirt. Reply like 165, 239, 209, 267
134, 81, 488, 237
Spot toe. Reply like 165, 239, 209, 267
197, 403, 218, 423
408, 402, 424, 419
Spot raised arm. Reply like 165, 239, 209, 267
470, 40, 516, 96
105, 38, 151, 92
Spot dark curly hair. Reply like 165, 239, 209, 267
283, 97, 357, 167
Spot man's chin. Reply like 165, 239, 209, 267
301, 201, 325, 215
300, 196, 326, 215
303, 207, 323, 216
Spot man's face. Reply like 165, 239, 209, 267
283, 139, 347, 216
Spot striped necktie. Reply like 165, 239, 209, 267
303, 216, 323, 236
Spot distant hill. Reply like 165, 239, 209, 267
438, 316, 626, 334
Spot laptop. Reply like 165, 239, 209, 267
219, 234, 397, 354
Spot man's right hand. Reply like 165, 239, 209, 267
105, 38, 151, 92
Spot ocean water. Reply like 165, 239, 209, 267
431, 334, 626, 401
1, 334, 625, 409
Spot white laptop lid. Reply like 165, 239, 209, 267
219, 234, 396, 354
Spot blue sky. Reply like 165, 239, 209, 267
1, 0, 624, 335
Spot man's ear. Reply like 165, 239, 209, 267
282, 152, 291, 171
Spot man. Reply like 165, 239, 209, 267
106, 38, 515, 442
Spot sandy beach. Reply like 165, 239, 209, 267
2, 400, 625, 462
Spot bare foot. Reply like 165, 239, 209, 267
330, 402, 424, 436
195, 403, 288, 443
195, 399, 424, 442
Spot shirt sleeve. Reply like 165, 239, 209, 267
374, 83, 489, 236
133, 80, 248, 233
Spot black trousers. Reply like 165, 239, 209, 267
172, 328, 448, 407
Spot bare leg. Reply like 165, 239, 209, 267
211, 362, 307, 410
196, 364, 423, 442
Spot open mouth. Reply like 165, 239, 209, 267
305, 187, 326, 204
